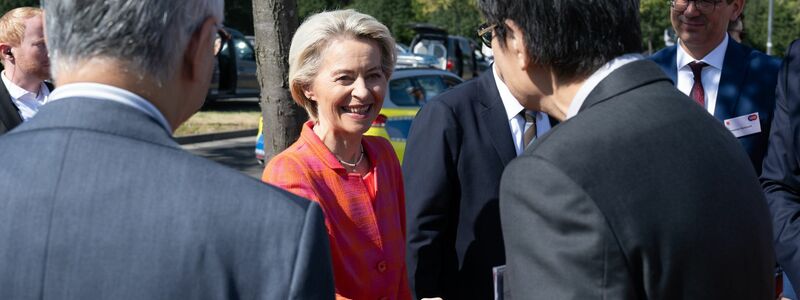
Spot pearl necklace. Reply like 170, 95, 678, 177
337, 145, 364, 169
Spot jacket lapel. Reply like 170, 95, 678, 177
714, 40, 748, 120
0, 82, 24, 131
580, 60, 673, 113
478, 69, 517, 166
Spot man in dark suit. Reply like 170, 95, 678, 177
404, 64, 553, 297
478, 0, 775, 298
0, 1, 334, 299
0, 7, 52, 135
650, 0, 781, 175
762, 38, 800, 295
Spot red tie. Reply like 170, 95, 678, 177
689, 61, 708, 106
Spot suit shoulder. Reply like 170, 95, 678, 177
747, 49, 782, 71
426, 74, 486, 108
182, 151, 314, 213
649, 46, 676, 64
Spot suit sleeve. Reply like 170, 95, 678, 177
500, 155, 629, 299
287, 202, 335, 300
403, 99, 461, 298
761, 40, 800, 289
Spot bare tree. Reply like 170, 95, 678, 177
252, 0, 306, 162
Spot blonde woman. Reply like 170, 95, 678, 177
262, 9, 409, 300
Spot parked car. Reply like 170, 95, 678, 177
255, 68, 464, 164
396, 43, 440, 69
207, 27, 259, 103
409, 24, 490, 80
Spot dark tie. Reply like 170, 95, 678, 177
688, 61, 708, 106
523, 111, 537, 149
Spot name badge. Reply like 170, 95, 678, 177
724, 113, 761, 138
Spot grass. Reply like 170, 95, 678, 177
174, 101, 261, 137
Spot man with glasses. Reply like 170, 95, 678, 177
403, 19, 554, 300
0, 1, 334, 299
477, 0, 775, 298
651, 0, 781, 176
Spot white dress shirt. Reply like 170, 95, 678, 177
675, 34, 728, 115
49, 83, 172, 134
1, 71, 51, 121
493, 65, 551, 156
567, 54, 644, 119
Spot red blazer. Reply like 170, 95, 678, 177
263, 121, 410, 300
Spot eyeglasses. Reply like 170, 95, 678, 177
214, 27, 231, 56
477, 22, 497, 48
670, 0, 722, 13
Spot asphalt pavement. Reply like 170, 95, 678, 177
182, 135, 264, 179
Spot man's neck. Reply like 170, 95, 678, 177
679, 34, 726, 60
544, 80, 583, 122
2, 69, 42, 94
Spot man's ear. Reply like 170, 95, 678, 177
503, 19, 531, 71
182, 17, 216, 81
0, 44, 13, 61
730, 0, 745, 21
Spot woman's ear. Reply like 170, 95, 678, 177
303, 86, 316, 101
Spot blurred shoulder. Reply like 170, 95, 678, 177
426, 71, 494, 108
649, 45, 677, 64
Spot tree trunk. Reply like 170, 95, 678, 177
252, 0, 306, 163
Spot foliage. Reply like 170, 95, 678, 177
348, 0, 415, 43
413, 0, 482, 42
0, 0, 41, 16
742, 0, 800, 56
640, 0, 672, 53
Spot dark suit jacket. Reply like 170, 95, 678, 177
650, 40, 782, 175
0, 80, 54, 135
501, 60, 775, 299
0, 97, 334, 299
404, 69, 517, 299
761, 38, 800, 292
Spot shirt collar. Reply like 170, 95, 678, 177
566, 53, 643, 119
1, 70, 50, 100
492, 64, 525, 120
49, 82, 172, 134
676, 33, 728, 70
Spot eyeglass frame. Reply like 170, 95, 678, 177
477, 22, 497, 48
214, 26, 231, 56
669, 0, 724, 13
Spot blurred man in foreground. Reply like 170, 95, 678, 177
0, 1, 334, 299
762, 38, 800, 297
0, 7, 52, 135
478, 0, 776, 298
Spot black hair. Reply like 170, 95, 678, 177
477, 0, 643, 82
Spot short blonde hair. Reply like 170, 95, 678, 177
0, 7, 42, 47
288, 9, 396, 121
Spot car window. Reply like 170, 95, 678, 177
234, 38, 255, 61
389, 78, 422, 106
442, 76, 461, 88
416, 76, 449, 100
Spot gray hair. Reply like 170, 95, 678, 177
42, 0, 224, 83
288, 9, 396, 121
